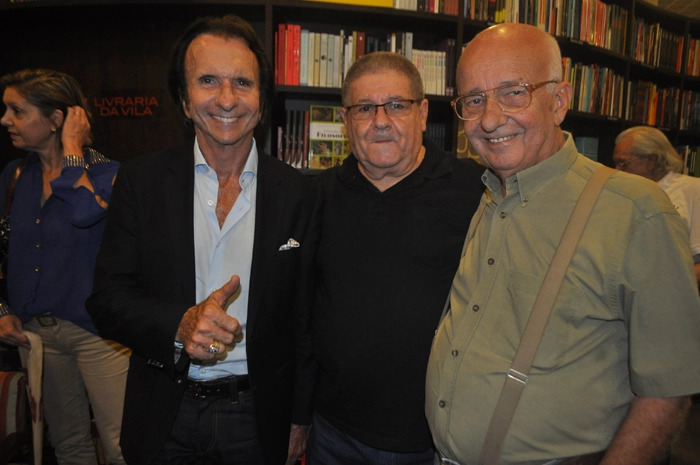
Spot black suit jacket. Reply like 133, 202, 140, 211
87, 142, 318, 464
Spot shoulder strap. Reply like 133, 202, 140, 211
4, 157, 28, 217
479, 166, 615, 465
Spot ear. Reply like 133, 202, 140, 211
646, 154, 658, 170
552, 82, 572, 126
419, 98, 429, 132
181, 98, 191, 119
339, 107, 349, 129
51, 109, 64, 128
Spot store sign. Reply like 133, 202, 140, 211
92, 96, 159, 117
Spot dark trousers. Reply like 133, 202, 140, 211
152, 389, 262, 465
306, 412, 435, 465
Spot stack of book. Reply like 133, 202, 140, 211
277, 104, 350, 170
275, 25, 455, 96
394, 0, 460, 14
678, 145, 700, 176
626, 81, 680, 128
465, 0, 628, 56
680, 90, 700, 132
563, 57, 625, 119
630, 18, 684, 73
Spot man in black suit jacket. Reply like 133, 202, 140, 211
87, 15, 316, 465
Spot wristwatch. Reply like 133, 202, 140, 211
63, 155, 87, 169
0, 301, 12, 317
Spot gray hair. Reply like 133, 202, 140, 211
615, 126, 684, 174
341, 52, 424, 106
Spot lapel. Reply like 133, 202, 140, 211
247, 151, 286, 334
161, 144, 197, 305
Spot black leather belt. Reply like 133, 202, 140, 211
185, 375, 251, 403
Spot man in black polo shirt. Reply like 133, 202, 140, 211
305, 52, 484, 465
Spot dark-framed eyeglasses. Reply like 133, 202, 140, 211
344, 99, 418, 121
451, 80, 559, 121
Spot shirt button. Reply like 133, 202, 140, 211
451, 349, 459, 357
439, 400, 446, 408
472, 304, 479, 312
35, 219, 40, 224
499, 211, 506, 219
208, 200, 214, 206
487, 258, 494, 265
36, 243, 40, 248
176, 379, 183, 384
34, 268, 39, 272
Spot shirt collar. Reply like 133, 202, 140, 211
657, 171, 679, 190
482, 131, 577, 204
193, 137, 258, 189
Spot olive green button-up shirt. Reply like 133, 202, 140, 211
426, 134, 700, 464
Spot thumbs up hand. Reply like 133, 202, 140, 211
176, 275, 243, 360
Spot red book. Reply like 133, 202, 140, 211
356, 32, 365, 60
277, 24, 287, 85
286, 24, 295, 86
292, 24, 301, 86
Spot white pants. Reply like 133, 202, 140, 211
24, 317, 130, 465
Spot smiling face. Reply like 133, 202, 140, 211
182, 34, 262, 158
1, 86, 57, 155
341, 69, 428, 189
458, 24, 571, 182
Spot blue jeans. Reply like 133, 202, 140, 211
152, 389, 262, 465
306, 412, 435, 465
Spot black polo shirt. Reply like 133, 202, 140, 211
311, 138, 485, 452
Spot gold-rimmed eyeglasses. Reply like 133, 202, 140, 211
614, 156, 647, 169
344, 99, 418, 121
451, 80, 559, 121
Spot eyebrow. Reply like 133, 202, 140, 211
351, 96, 409, 104
462, 80, 527, 94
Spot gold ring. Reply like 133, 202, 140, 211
207, 340, 221, 354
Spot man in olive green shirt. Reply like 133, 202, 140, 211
426, 23, 700, 464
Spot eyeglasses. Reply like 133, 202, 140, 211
451, 81, 559, 121
344, 99, 417, 121
614, 156, 646, 169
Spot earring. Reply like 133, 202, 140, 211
51, 127, 56, 133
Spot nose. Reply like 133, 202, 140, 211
0, 109, 10, 127
479, 96, 507, 132
371, 105, 391, 128
216, 82, 239, 111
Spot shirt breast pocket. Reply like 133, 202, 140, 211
490, 270, 584, 370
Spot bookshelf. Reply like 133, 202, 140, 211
0, 0, 699, 169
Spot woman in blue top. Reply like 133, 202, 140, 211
0, 69, 129, 465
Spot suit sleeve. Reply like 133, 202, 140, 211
87, 162, 191, 378
291, 177, 321, 425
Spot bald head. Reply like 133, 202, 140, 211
458, 23, 562, 94
455, 22, 572, 181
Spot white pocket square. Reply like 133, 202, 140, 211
279, 238, 300, 251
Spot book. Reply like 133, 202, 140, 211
290, 24, 301, 86
319, 33, 329, 87
300, 29, 309, 86
308, 105, 349, 170
313, 32, 322, 87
